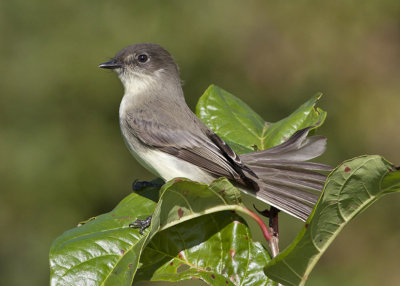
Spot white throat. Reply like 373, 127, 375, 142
118, 69, 165, 95
118, 69, 167, 118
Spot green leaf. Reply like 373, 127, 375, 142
50, 178, 271, 285
155, 178, 243, 231
49, 183, 160, 286
381, 168, 400, 194
195, 85, 326, 153
264, 155, 400, 286
134, 212, 273, 286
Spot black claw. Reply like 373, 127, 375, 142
253, 204, 270, 217
132, 180, 163, 191
253, 205, 280, 236
129, 215, 153, 234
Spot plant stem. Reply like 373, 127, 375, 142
252, 205, 281, 257
235, 206, 272, 242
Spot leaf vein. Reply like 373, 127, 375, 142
169, 189, 194, 213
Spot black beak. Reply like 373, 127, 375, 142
98, 60, 123, 69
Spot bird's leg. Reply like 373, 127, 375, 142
132, 180, 163, 191
253, 205, 280, 236
268, 207, 280, 237
129, 215, 153, 234
130, 179, 161, 234
253, 205, 280, 256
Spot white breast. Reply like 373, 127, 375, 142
136, 147, 215, 184
122, 130, 215, 184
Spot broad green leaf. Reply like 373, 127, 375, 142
50, 178, 268, 285
135, 212, 273, 286
155, 178, 243, 231
381, 168, 400, 194
195, 85, 326, 154
49, 183, 160, 286
264, 155, 400, 286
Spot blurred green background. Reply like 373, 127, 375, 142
1, 0, 399, 285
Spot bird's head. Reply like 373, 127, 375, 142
99, 43, 180, 93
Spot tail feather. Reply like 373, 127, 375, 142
259, 181, 319, 205
248, 165, 326, 190
252, 184, 314, 221
245, 159, 332, 172
241, 127, 331, 221
247, 128, 327, 161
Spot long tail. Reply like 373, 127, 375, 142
241, 127, 332, 221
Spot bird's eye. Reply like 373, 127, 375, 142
137, 54, 148, 63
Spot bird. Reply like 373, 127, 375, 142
99, 43, 331, 222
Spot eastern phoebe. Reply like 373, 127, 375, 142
99, 43, 330, 221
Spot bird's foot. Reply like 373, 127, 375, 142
253, 205, 280, 236
132, 180, 163, 191
129, 215, 153, 234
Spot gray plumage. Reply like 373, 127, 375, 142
99, 43, 331, 221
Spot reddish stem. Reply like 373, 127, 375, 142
244, 208, 272, 241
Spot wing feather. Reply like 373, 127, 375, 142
124, 113, 245, 182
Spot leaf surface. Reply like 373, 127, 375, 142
50, 178, 273, 285
195, 85, 326, 153
264, 155, 400, 286
49, 183, 160, 286
135, 212, 273, 286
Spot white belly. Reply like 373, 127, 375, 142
136, 148, 215, 184
121, 127, 214, 184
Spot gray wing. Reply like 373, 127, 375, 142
124, 110, 332, 220
123, 113, 252, 185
